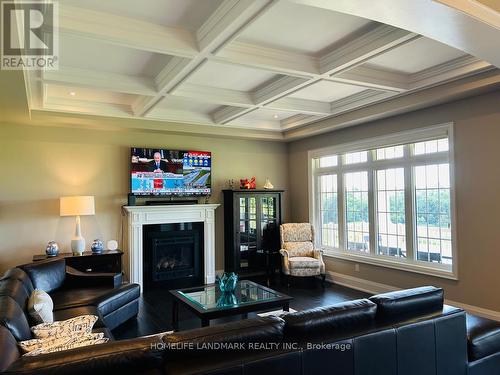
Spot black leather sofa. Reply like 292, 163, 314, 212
0, 258, 141, 373
1, 261, 499, 375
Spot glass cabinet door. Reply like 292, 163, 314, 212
259, 195, 279, 252
239, 196, 257, 269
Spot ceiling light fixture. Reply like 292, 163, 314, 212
273, 114, 279, 119
69, 91, 76, 96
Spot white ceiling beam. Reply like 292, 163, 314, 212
408, 55, 493, 89
280, 114, 327, 130
212, 106, 256, 124
330, 90, 396, 115
214, 41, 319, 77
288, 0, 500, 68
133, 0, 275, 117
330, 65, 409, 92
42, 67, 158, 97
319, 25, 420, 75
214, 24, 418, 125
58, 5, 198, 57
265, 97, 331, 115
174, 83, 254, 107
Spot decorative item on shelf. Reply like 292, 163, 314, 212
240, 177, 256, 190
226, 179, 236, 189
90, 239, 104, 254
107, 240, 118, 251
60, 196, 95, 256
45, 241, 59, 257
263, 177, 274, 190
216, 272, 238, 293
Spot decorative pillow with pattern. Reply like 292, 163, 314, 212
22, 333, 108, 356
31, 315, 98, 339
27, 289, 54, 324
19, 332, 105, 354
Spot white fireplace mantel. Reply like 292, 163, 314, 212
123, 204, 220, 291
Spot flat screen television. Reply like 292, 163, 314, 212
130, 148, 211, 196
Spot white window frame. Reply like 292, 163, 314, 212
308, 123, 458, 280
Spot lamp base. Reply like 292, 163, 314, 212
71, 237, 86, 255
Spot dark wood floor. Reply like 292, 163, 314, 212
112, 276, 369, 340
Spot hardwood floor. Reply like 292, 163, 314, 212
112, 276, 369, 340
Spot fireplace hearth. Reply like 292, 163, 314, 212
143, 222, 204, 291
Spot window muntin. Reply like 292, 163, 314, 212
345, 171, 369, 252
319, 174, 339, 248
413, 138, 449, 155
414, 163, 452, 265
311, 126, 454, 276
345, 151, 368, 164
375, 145, 404, 160
319, 155, 338, 168
376, 168, 406, 258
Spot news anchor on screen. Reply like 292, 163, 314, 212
148, 152, 168, 172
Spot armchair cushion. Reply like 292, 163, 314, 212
288, 257, 321, 269
280, 223, 313, 243
283, 241, 314, 257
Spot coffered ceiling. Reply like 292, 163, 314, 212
22, 0, 500, 139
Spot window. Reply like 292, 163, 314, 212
310, 124, 456, 279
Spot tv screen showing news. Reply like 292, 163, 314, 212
130, 148, 211, 196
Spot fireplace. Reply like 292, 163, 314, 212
143, 222, 204, 291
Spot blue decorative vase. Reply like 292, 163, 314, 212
91, 239, 104, 254
45, 241, 59, 257
216, 272, 238, 293
216, 292, 237, 307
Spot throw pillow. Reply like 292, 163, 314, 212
31, 315, 98, 339
27, 289, 54, 324
21, 333, 108, 356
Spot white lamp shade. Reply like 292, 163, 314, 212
60, 196, 95, 216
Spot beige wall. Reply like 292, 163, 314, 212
288, 91, 500, 311
0, 123, 289, 273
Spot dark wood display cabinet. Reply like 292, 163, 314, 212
223, 190, 284, 277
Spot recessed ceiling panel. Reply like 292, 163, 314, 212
366, 37, 467, 74
62, 0, 223, 30
60, 34, 172, 77
289, 80, 366, 102
237, 1, 372, 55
185, 61, 278, 91
46, 84, 137, 105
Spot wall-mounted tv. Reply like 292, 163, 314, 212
130, 148, 211, 196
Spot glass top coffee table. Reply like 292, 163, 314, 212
169, 280, 292, 331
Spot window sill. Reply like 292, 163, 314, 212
322, 250, 458, 280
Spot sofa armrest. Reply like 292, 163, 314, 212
64, 266, 122, 289
279, 249, 289, 258
5, 335, 164, 375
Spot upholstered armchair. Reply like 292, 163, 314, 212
279, 223, 326, 286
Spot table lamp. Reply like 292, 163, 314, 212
60, 196, 95, 255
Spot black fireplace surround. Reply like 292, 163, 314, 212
143, 222, 204, 291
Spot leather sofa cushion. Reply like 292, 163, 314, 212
51, 284, 139, 313
466, 313, 500, 361
283, 298, 376, 339
0, 278, 30, 310
164, 316, 285, 345
53, 305, 106, 328
1, 268, 34, 295
0, 296, 31, 341
0, 325, 20, 372
21, 259, 66, 293
369, 286, 443, 320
